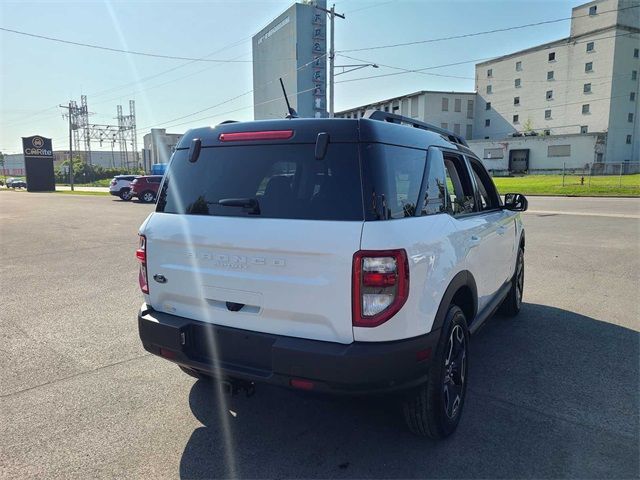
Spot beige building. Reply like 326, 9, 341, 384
336, 90, 476, 139
474, 0, 640, 162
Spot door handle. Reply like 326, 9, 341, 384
468, 235, 481, 248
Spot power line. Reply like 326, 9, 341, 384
334, 31, 637, 86
337, 4, 639, 53
0, 26, 255, 63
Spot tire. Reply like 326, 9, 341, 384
179, 365, 211, 381
499, 245, 524, 316
119, 188, 133, 201
141, 190, 155, 203
403, 305, 469, 439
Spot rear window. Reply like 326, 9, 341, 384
157, 144, 364, 221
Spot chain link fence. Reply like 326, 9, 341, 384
561, 163, 640, 190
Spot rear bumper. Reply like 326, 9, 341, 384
138, 304, 440, 395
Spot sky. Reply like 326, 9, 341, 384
0, 0, 587, 154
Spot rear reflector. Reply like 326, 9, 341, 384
159, 348, 177, 359
219, 130, 293, 142
290, 378, 315, 390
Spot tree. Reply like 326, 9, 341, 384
522, 118, 534, 133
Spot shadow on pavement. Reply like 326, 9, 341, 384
179, 303, 639, 479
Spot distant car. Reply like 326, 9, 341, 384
7, 178, 27, 189
130, 175, 163, 203
109, 175, 137, 201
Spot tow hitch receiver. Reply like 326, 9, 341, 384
221, 378, 256, 398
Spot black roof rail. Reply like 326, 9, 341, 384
363, 110, 469, 147
217, 120, 239, 125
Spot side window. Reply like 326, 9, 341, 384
443, 154, 476, 216
421, 148, 447, 215
361, 144, 426, 220
469, 159, 500, 211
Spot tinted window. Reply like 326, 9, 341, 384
361, 143, 426, 220
443, 154, 476, 216
420, 149, 447, 216
148, 177, 162, 183
469, 159, 500, 210
157, 144, 363, 221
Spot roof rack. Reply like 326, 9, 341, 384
363, 110, 469, 147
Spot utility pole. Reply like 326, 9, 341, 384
60, 102, 75, 191
317, 4, 344, 118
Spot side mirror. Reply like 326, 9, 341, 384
503, 193, 528, 212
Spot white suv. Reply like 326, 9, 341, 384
109, 175, 137, 201
136, 112, 527, 438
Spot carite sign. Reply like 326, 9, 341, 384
22, 135, 55, 192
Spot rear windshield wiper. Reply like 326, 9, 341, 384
217, 197, 261, 215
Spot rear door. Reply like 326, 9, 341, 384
442, 152, 504, 313
144, 143, 363, 344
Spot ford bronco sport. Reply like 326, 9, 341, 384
136, 111, 527, 438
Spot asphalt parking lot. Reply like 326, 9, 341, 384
1, 192, 638, 479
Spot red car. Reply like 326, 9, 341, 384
130, 175, 163, 203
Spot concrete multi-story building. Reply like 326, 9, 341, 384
252, 0, 327, 119
336, 90, 477, 138
142, 128, 182, 169
475, 0, 639, 162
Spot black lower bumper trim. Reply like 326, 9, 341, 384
138, 305, 440, 395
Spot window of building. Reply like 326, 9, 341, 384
629, 113, 634, 123
485, 102, 491, 110
548, 52, 556, 61
441, 122, 448, 130
584, 83, 592, 93
547, 71, 554, 80
513, 114, 519, 123
546, 90, 553, 100
484, 136, 489, 139
454, 98, 462, 112
626, 135, 632, 144
515, 78, 521, 88
589, 5, 597, 15
633, 71, 638, 81
580, 125, 588, 134
483, 148, 504, 159
466, 124, 473, 139
585, 62, 593, 72
442, 97, 449, 111
486, 85, 492, 94
635, 48, 639, 58
454, 123, 461, 135
514, 96, 520, 106
582, 104, 590, 114
544, 129, 551, 136
586, 42, 594, 52
392, 105, 399, 113
485, 119, 491, 127
467, 99, 474, 119
548, 145, 571, 157
631, 92, 636, 101
384, 105, 389, 112
545, 109, 552, 119
487, 68, 493, 77
516, 61, 522, 71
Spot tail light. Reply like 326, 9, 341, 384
110, 180, 117, 186
136, 235, 149, 294
352, 249, 409, 327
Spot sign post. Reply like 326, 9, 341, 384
22, 135, 55, 192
